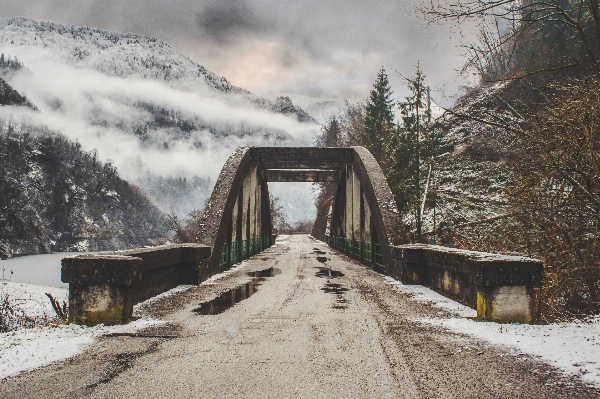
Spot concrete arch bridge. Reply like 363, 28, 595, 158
62, 146, 543, 326
197, 146, 403, 277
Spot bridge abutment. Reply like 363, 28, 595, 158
61, 146, 544, 325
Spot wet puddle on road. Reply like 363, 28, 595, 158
314, 261, 348, 308
315, 266, 344, 278
322, 283, 349, 309
193, 267, 276, 315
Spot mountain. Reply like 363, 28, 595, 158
0, 76, 34, 108
0, 120, 168, 258
422, 83, 516, 248
0, 17, 312, 120
0, 17, 319, 221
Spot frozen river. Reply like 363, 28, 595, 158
0, 252, 94, 288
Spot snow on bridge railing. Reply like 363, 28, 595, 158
390, 244, 544, 324
61, 244, 210, 326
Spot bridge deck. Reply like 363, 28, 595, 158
1, 235, 595, 398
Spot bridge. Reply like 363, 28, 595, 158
6, 147, 596, 398
61, 146, 543, 327
197, 146, 403, 278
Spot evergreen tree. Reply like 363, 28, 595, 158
316, 116, 343, 148
385, 66, 452, 242
363, 68, 394, 163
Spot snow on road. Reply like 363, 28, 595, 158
2, 265, 599, 385
0, 261, 252, 380
384, 276, 600, 387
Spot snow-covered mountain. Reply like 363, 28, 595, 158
0, 120, 168, 258
0, 17, 319, 221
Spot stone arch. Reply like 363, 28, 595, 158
197, 146, 405, 279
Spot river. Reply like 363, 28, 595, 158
0, 252, 94, 288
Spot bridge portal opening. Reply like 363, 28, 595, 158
267, 181, 318, 235
198, 147, 403, 278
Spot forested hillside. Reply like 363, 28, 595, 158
0, 121, 168, 258
0, 17, 318, 220
314, 0, 600, 321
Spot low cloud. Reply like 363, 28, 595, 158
1, 48, 318, 184
1, 0, 474, 105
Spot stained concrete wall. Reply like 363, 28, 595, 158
62, 244, 211, 326
391, 244, 544, 323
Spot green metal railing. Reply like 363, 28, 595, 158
226, 236, 272, 268
241, 240, 248, 260
353, 240, 361, 260
374, 243, 383, 271
345, 238, 352, 256
328, 236, 383, 270
363, 241, 372, 265
231, 241, 239, 264
219, 242, 229, 271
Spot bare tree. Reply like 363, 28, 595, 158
420, 0, 600, 82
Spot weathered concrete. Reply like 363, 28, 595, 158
62, 244, 211, 325
199, 146, 405, 277
3, 236, 596, 398
311, 183, 337, 240
391, 244, 544, 323
264, 169, 340, 182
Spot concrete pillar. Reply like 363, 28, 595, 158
352, 169, 361, 240
345, 165, 353, 241
477, 286, 535, 324
241, 172, 250, 259
254, 168, 261, 243
249, 166, 258, 242
362, 192, 371, 243
232, 196, 239, 243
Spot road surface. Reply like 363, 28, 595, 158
1, 235, 598, 398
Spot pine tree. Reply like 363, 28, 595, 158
316, 116, 343, 148
363, 68, 394, 163
385, 66, 452, 242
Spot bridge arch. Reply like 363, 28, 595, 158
197, 146, 405, 278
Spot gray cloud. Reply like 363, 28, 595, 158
195, 0, 270, 43
0, 0, 473, 105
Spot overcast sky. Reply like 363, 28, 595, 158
1, 0, 472, 105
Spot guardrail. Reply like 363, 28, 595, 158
61, 244, 211, 326
390, 244, 544, 323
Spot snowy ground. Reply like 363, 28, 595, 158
383, 276, 600, 387
3, 255, 599, 386
0, 261, 251, 380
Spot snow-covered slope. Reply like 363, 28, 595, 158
423, 83, 517, 250
0, 17, 319, 220
0, 17, 244, 95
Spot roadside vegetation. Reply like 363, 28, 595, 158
314, 0, 600, 321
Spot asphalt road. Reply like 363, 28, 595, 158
1, 235, 598, 398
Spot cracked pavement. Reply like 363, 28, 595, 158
1, 235, 598, 398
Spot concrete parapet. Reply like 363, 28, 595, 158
391, 244, 544, 323
62, 244, 211, 326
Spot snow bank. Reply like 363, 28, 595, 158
384, 276, 600, 387
1, 282, 66, 319
382, 275, 476, 318
0, 261, 256, 379
0, 318, 161, 380
0, 282, 164, 379
419, 316, 600, 387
